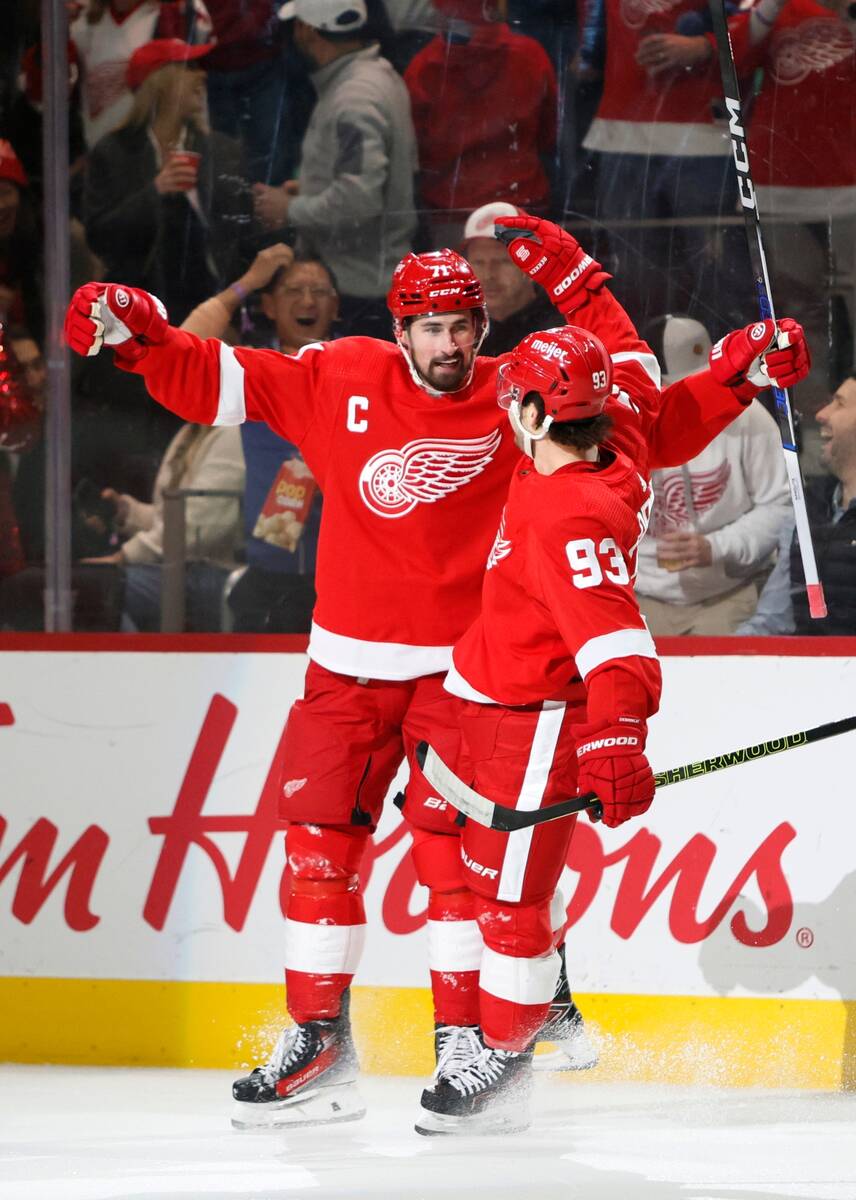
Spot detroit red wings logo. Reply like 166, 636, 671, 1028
620, 0, 682, 32
770, 21, 854, 86
86, 60, 131, 120
651, 462, 731, 536
486, 508, 511, 570
358, 429, 502, 519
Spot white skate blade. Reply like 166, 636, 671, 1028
415, 1101, 531, 1138
534, 1026, 599, 1073
231, 1081, 366, 1130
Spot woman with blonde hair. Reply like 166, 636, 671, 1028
84, 38, 252, 324
70, 0, 211, 147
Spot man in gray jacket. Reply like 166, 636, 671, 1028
254, 0, 417, 337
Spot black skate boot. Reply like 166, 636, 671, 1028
416, 1029, 534, 1136
534, 944, 598, 1072
232, 991, 365, 1129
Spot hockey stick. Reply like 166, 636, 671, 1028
415, 713, 856, 832
707, 0, 826, 619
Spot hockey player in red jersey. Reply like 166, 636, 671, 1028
63, 214, 808, 1130
415, 317, 811, 1135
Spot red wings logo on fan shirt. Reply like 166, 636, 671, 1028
85, 59, 131, 120
620, 0, 682, 32
358, 430, 502, 519
651, 462, 731, 535
486, 508, 512, 570
770, 20, 854, 86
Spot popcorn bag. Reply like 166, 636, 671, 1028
253, 457, 317, 553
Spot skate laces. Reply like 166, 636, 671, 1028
435, 1025, 483, 1079
445, 1045, 515, 1097
259, 1024, 312, 1085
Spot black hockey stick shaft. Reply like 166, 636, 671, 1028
418, 714, 856, 832
707, 0, 826, 619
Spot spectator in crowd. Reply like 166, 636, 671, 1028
739, 369, 856, 636
181, 242, 329, 631
200, 0, 296, 184
70, 0, 211, 148
681, 0, 856, 408
635, 314, 791, 635
404, 0, 556, 244
1, 43, 86, 197
579, 0, 746, 333
84, 38, 251, 325
82, 421, 245, 631
253, 0, 417, 339
0, 323, 42, 581
6, 326, 46, 568
461, 200, 561, 357
0, 140, 43, 339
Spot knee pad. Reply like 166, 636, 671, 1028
409, 826, 464, 893
474, 893, 554, 959
286, 822, 370, 886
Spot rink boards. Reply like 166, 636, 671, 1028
1, 634, 855, 1088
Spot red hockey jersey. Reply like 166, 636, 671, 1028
123, 291, 747, 678
726, 3, 856, 212
584, 0, 729, 158
447, 448, 659, 710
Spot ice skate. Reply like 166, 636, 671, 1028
232, 993, 364, 1129
416, 1029, 534, 1136
534, 945, 599, 1072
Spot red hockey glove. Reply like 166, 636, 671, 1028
64, 283, 168, 361
574, 719, 655, 829
761, 317, 811, 390
493, 214, 611, 316
709, 317, 811, 400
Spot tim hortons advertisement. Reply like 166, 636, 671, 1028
1, 649, 855, 1003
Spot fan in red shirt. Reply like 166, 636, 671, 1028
63, 213, 808, 1131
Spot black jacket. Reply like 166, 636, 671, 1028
84, 122, 249, 323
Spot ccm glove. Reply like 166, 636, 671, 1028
493, 214, 611, 316
709, 317, 811, 400
574, 719, 655, 829
64, 283, 168, 361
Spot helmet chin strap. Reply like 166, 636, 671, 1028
508, 400, 552, 460
393, 312, 489, 396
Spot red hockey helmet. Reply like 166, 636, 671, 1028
387, 249, 486, 324
387, 249, 489, 392
497, 326, 613, 427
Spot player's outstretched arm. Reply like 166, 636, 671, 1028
64, 282, 319, 442
650, 317, 811, 469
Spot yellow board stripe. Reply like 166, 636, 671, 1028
2, 978, 854, 1089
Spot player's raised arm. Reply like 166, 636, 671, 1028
63, 282, 322, 446
493, 213, 663, 444
650, 317, 811, 469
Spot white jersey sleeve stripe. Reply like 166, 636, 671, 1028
213, 342, 246, 426
611, 350, 662, 389
574, 626, 659, 681
479, 945, 560, 1006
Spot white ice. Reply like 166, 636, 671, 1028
2, 1066, 855, 1200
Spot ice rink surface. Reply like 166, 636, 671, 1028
2, 1066, 855, 1200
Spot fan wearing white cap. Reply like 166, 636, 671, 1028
461, 201, 563, 358
634, 314, 792, 636
277, 0, 368, 31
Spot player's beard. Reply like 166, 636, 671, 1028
420, 349, 473, 392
